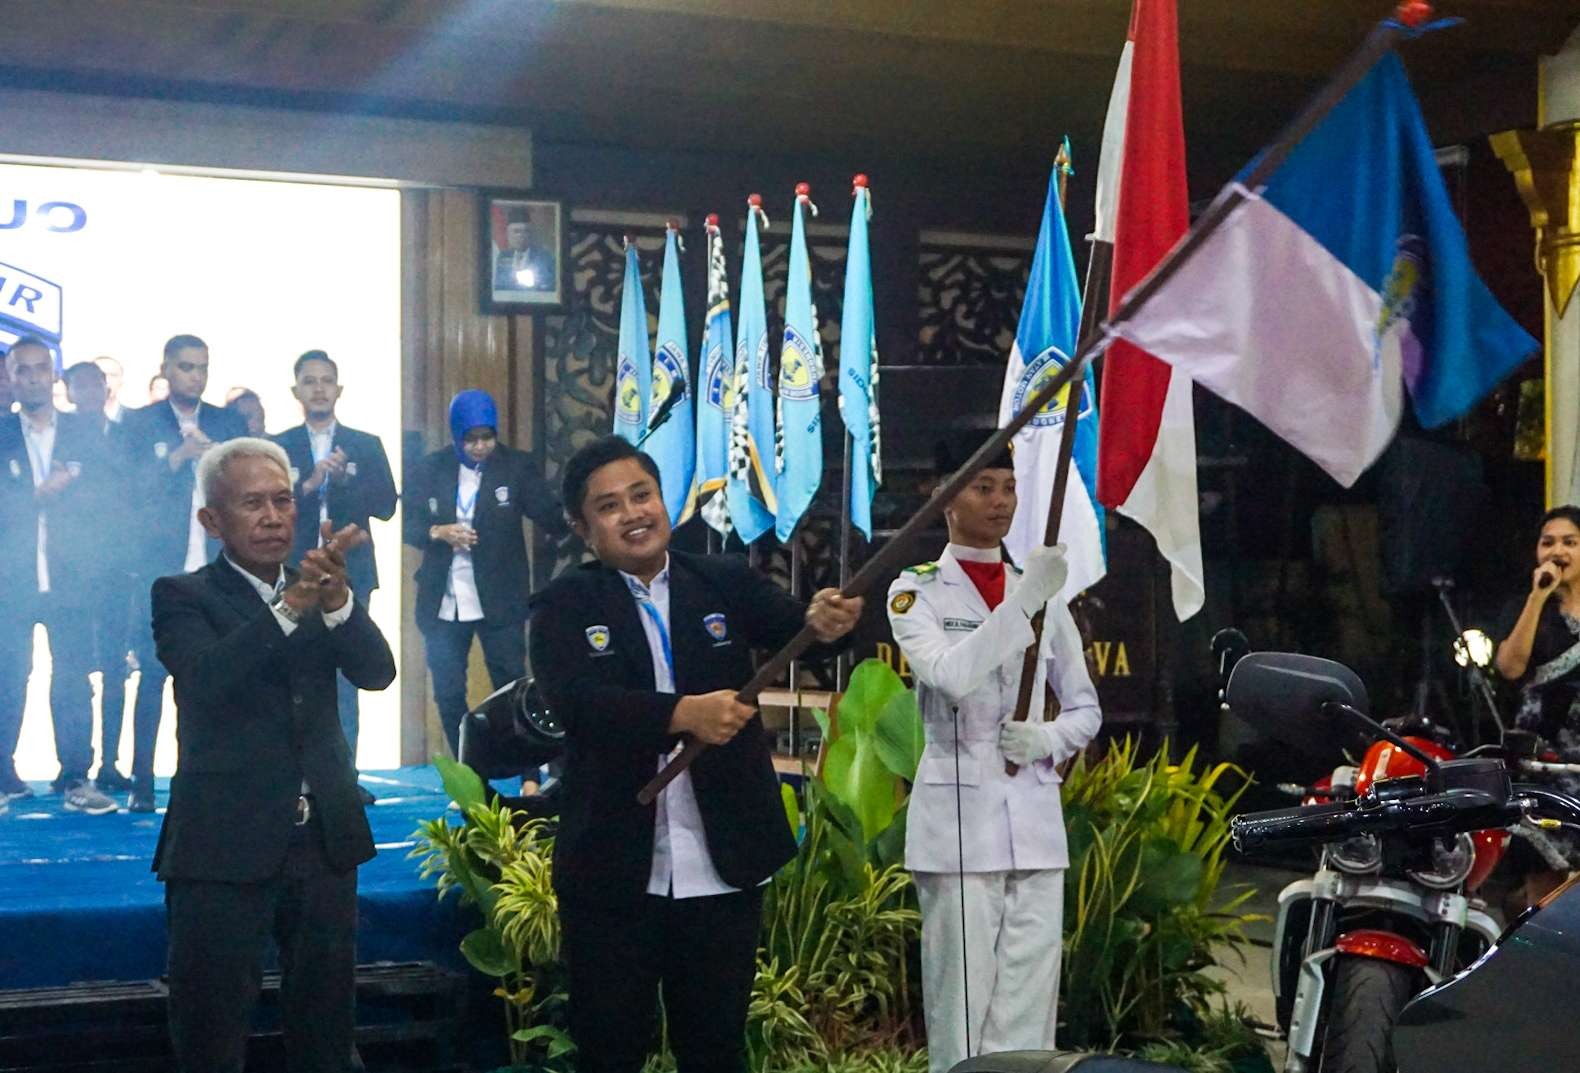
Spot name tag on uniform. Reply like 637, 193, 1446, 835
942, 617, 983, 632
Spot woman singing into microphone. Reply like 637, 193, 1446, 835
1494, 505, 1580, 904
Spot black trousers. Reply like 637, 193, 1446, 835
421, 617, 525, 754
0, 595, 96, 782
165, 819, 359, 1073
130, 580, 166, 791
559, 889, 763, 1073
83, 577, 135, 775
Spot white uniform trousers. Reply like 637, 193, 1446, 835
914, 868, 1065, 1073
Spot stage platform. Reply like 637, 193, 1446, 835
0, 767, 472, 991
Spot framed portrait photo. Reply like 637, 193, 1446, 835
480, 192, 566, 313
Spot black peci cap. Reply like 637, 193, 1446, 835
933, 429, 1014, 480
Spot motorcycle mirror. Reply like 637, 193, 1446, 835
1211, 627, 1250, 678
1321, 701, 1445, 789
1225, 652, 1369, 762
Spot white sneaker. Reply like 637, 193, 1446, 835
64, 781, 119, 815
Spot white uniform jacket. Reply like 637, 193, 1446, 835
888, 547, 1102, 874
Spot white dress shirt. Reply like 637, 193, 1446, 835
20, 411, 56, 593
223, 554, 354, 796
438, 463, 485, 622
307, 420, 336, 533
174, 401, 209, 573
621, 557, 738, 899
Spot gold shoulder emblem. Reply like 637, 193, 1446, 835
890, 590, 917, 615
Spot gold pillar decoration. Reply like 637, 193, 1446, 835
1492, 122, 1580, 316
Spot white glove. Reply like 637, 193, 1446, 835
999, 721, 1054, 766
1011, 544, 1068, 618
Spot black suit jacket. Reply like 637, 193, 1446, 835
402, 444, 564, 630
272, 422, 398, 597
0, 410, 129, 604
529, 551, 836, 907
124, 401, 248, 577
150, 558, 396, 882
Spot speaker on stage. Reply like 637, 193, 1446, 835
456, 677, 565, 779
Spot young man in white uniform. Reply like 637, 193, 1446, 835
887, 438, 1102, 1073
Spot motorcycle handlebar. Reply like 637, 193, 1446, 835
1231, 788, 1515, 853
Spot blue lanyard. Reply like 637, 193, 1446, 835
456, 475, 480, 524
626, 578, 675, 688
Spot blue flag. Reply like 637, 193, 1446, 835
1115, 52, 1539, 487
726, 197, 777, 543
646, 224, 696, 525
612, 242, 650, 444
775, 186, 823, 541
837, 177, 881, 542
696, 216, 734, 537
997, 165, 1106, 602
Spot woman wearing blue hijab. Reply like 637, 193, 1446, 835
403, 389, 566, 752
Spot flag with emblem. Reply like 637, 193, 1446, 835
997, 165, 1105, 605
612, 239, 651, 444
696, 214, 735, 536
1094, 0, 1203, 621
726, 194, 777, 543
1110, 52, 1538, 491
647, 221, 697, 525
838, 175, 882, 542
775, 183, 824, 541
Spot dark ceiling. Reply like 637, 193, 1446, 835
2, 0, 1576, 172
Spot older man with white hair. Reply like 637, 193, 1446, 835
151, 436, 395, 1073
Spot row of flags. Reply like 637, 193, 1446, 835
611, 0, 1536, 628
612, 180, 881, 547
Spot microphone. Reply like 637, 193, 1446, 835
636, 383, 685, 447
1431, 575, 1455, 592
1538, 570, 1556, 590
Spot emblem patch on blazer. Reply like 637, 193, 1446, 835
7, 458, 19, 479
288, 466, 300, 484
703, 613, 729, 643
585, 625, 611, 652
890, 591, 917, 615
428, 497, 439, 514
345, 461, 358, 477
495, 486, 510, 506
154, 441, 169, 460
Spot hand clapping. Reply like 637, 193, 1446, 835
287, 522, 367, 613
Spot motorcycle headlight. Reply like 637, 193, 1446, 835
1406, 832, 1476, 890
1328, 834, 1383, 874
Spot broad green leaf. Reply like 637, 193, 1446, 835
838, 659, 909, 737
822, 736, 898, 846
459, 926, 517, 978
871, 800, 910, 871
1131, 837, 1205, 915
434, 755, 487, 815
780, 781, 802, 841
871, 688, 925, 782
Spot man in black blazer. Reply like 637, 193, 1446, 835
403, 389, 563, 753
152, 435, 395, 1073
274, 350, 398, 793
0, 338, 122, 811
528, 436, 862, 1073
122, 334, 248, 810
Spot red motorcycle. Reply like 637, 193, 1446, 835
1227, 653, 1580, 1073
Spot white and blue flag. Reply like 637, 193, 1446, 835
838, 175, 881, 542
647, 222, 696, 525
1114, 53, 1538, 487
696, 214, 734, 536
997, 166, 1106, 603
726, 195, 777, 543
612, 240, 651, 444
774, 184, 823, 541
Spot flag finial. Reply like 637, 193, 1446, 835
665, 217, 681, 232
747, 193, 763, 208
1394, 1, 1432, 26
852, 173, 869, 192
706, 212, 720, 228
795, 181, 812, 198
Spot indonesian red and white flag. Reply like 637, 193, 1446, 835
1094, 0, 1205, 621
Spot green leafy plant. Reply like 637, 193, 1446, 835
1058, 739, 1265, 1051
410, 758, 575, 1071
810, 658, 925, 857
